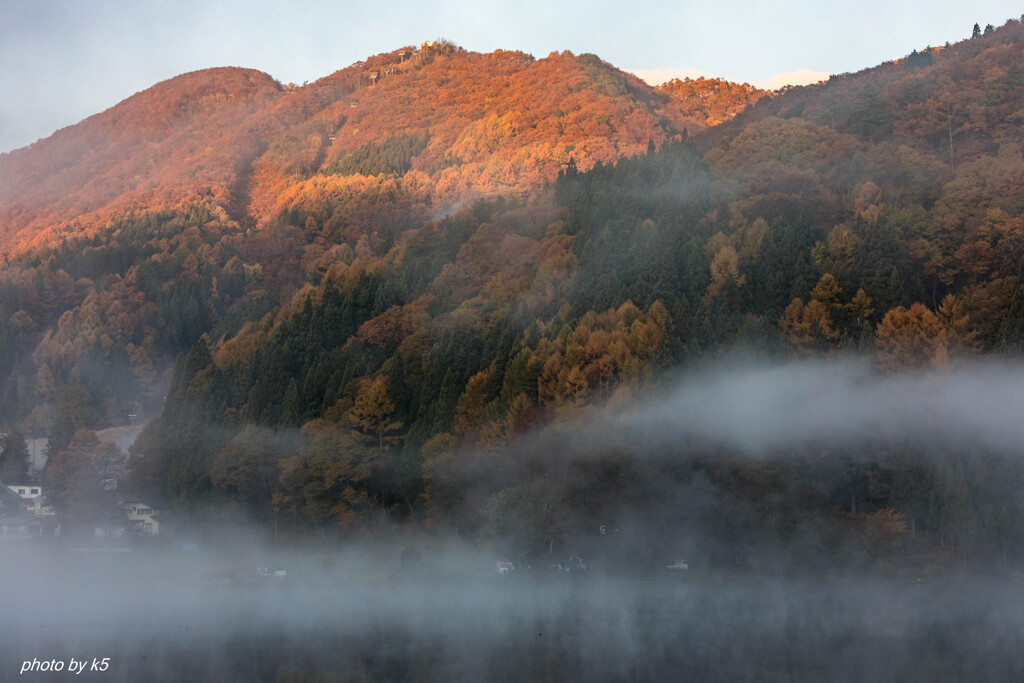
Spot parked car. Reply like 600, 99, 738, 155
666, 560, 689, 571
495, 559, 515, 576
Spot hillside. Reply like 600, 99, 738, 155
0, 43, 715, 258
3, 20, 1024, 564
0, 68, 282, 252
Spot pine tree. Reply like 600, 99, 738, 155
0, 428, 30, 482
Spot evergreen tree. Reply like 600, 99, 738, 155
0, 428, 30, 482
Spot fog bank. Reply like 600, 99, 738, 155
612, 358, 1024, 456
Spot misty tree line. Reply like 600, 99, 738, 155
4, 20, 1024, 569
4, 132, 1023, 564
3, 134, 1023, 563
103, 134, 1024, 567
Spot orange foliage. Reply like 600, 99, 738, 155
657, 76, 768, 125
875, 303, 950, 369
0, 45, 707, 257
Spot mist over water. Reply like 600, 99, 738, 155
3, 544, 1024, 682
4, 541, 1024, 682
6, 356, 1024, 681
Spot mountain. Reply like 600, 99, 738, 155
0, 68, 280, 253
5, 20, 1024, 559
0, 42, 720, 258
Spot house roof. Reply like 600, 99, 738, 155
0, 483, 27, 516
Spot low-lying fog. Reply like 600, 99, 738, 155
4, 357, 1024, 681
3, 541, 1024, 682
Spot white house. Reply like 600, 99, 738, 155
10, 484, 41, 499
122, 498, 165, 536
0, 483, 58, 540
5, 483, 55, 516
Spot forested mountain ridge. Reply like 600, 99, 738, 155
4, 19, 1024, 566
0, 40, 769, 441
0, 42, 714, 257
0, 42, 717, 436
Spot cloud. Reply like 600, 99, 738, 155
628, 67, 829, 91
611, 357, 1024, 457
627, 68, 714, 87
752, 69, 830, 90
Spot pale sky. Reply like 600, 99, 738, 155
1, 0, 1021, 153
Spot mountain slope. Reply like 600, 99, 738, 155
0, 68, 282, 251
4, 21, 1024, 556
127, 19, 1024, 531
0, 43, 713, 258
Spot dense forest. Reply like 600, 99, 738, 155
3, 19, 1024, 571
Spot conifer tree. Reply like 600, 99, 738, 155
0, 428, 30, 482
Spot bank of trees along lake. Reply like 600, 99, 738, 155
2, 20, 1024, 568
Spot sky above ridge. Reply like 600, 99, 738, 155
1, 0, 1021, 153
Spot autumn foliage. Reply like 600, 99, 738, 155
3, 22, 1024, 558
656, 76, 768, 125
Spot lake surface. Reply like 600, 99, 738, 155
2, 547, 1023, 681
